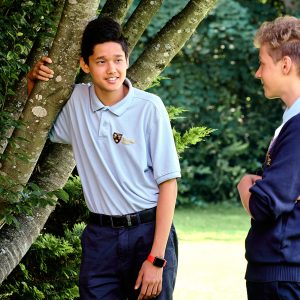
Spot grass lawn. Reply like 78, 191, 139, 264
173, 203, 250, 300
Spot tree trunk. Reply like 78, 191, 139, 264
0, 0, 99, 210
128, 0, 217, 90
0, 143, 75, 283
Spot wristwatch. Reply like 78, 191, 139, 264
147, 254, 167, 268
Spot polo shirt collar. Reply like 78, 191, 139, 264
282, 96, 300, 124
89, 78, 134, 116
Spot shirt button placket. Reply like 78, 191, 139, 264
99, 108, 108, 138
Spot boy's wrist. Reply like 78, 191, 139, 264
147, 254, 167, 268
26, 72, 36, 82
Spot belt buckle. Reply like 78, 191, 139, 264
111, 215, 125, 228
110, 214, 137, 228
127, 214, 138, 227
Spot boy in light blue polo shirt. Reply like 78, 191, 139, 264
27, 17, 181, 300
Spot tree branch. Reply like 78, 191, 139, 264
0, 143, 75, 284
127, 0, 217, 90
123, 0, 163, 54
101, 0, 134, 23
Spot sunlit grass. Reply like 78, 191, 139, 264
174, 202, 250, 242
173, 203, 250, 300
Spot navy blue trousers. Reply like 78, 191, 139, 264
247, 281, 300, 300
79, 221, 178, 300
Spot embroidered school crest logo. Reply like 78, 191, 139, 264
265, 152, 271, 166
113, 132, 123, 144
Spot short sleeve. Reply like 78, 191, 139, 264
49, 101, 72, 144
148, 98, 181, 184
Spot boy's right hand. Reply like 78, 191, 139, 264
27, 56, 54, 82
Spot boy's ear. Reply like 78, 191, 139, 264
126, 57, 129, 69
80, 57, 90, 74
282, 56, 292, 75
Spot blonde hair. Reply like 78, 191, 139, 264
254, 16, 300, 72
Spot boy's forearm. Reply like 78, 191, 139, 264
150, 179, 177, 258
27, 76, 35, 96
237, 174, 261, 217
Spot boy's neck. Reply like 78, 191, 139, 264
94, 84, 128, 106
281, 81, 300, 108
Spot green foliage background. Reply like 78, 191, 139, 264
0, 0, 59, 108
147, 0, 286, 204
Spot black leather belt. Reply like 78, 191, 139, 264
88, 207, 156, 228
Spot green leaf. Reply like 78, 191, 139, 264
6, 51, 15, 60
53, 189, 70, 202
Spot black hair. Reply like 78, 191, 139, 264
81, 16, 128, 64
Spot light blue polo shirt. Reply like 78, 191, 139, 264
49, 79, 181, 215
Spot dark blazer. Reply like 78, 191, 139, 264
245, 112, 300, 282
